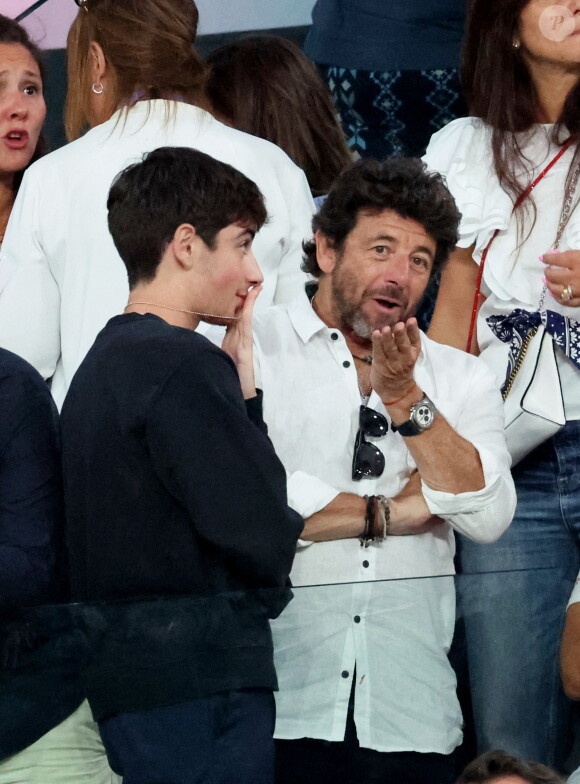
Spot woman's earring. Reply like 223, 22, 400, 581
91, 82, 104, 94
512, 39, 520, 50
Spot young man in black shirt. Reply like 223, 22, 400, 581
60, 147, 303, 784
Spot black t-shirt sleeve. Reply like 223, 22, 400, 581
145, 349, 302, 588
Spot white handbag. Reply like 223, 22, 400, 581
502, 322, 565, 466
468, 142, 579, 466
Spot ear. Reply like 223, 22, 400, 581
170, 223, 198, 270
89, 41, 108, 84
315, 230, 339, 274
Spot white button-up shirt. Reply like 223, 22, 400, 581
253, 292, 516, 754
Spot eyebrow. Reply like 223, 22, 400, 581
370, 234, 434, 260
236, 226, 256, 239
0, 69, 41, 79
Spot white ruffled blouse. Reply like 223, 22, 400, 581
424, 117, 580, 420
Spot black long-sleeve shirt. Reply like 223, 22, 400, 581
0, 349, 82, 760
0, 349, 64, 610
61, 313, 303, 719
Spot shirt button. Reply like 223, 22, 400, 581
331, 332, 339, 340
362, 560, 369, 568
342, 360, 351, 368
354, 615, 361, 623
341, 670, 350, 678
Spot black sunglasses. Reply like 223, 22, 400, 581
352, 406, 389, 481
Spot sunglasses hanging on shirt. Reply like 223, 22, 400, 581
352, 406, 389, 481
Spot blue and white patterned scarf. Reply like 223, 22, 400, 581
487, 308, 580, 394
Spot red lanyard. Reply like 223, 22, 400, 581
465, 135, 576, 353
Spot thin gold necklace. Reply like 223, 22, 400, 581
125, 301, 240, 320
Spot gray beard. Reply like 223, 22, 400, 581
332, 280, 415, 340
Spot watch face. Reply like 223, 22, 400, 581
412, 400, 435, 430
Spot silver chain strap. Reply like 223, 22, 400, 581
537, 160, 580, 312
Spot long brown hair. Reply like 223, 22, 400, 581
0, 14, 47, 192
462, 0, 580, 230
65, 0, 208, 140
206, 36, 352, 197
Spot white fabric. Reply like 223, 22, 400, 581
0, 701, 120, 783
253, 293, 516, 754
569, 767, 580, 784
423, 117, 580, 420
0, 100, 314, 409
568, 571, 580, 609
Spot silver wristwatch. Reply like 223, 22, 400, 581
391, 394, 437, 436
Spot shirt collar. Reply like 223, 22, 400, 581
287, 288, 431, 378
288, 290, 330, 343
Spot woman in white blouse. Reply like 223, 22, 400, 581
424, 0, 580, 770
0, 0, 314, 409
0, 14, 45, 248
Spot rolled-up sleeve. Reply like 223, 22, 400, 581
287, 469, 340, 520
423, 360, 517, 544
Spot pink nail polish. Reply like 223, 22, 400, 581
539, 255, 544, 261
541, 277, 547, 284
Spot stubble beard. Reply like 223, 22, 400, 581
331, 270, 414, 341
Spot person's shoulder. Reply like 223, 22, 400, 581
92, 314, 224, 366
424, 116, 491, 173
0, 347, 52, 397
207, 114, 303, 173
0, 348, 54, 427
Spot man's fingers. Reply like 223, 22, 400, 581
393, 322, 412, 353
406, 318, 421, 348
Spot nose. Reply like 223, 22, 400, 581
4, 89, 28, 119
245, 250, 264, 287
383, 251, 410, 288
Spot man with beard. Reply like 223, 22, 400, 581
252, 158, 516, 784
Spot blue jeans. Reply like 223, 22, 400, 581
457, 420, 580, 768
99, 689, 275, 784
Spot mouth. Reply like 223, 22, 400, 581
371, 297, 402, 312
2, 130, 30, 150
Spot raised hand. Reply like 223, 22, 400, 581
370, 317, 422, 403
221, 284, 262, 399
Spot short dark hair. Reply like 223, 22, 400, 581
457, 750, 564, 784
302, 157, 460, 279
107, 147, 267, 288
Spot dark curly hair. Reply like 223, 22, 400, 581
456, 750, 564, 784
302, 157, 460, 279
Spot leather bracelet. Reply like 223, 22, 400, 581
359, 494, 390, 547
383, 383, 417, 407
359, 495, 376, 548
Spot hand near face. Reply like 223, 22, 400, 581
370, 317, 421, 402
221, 284, 262, 399
542, 250, 580, 307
